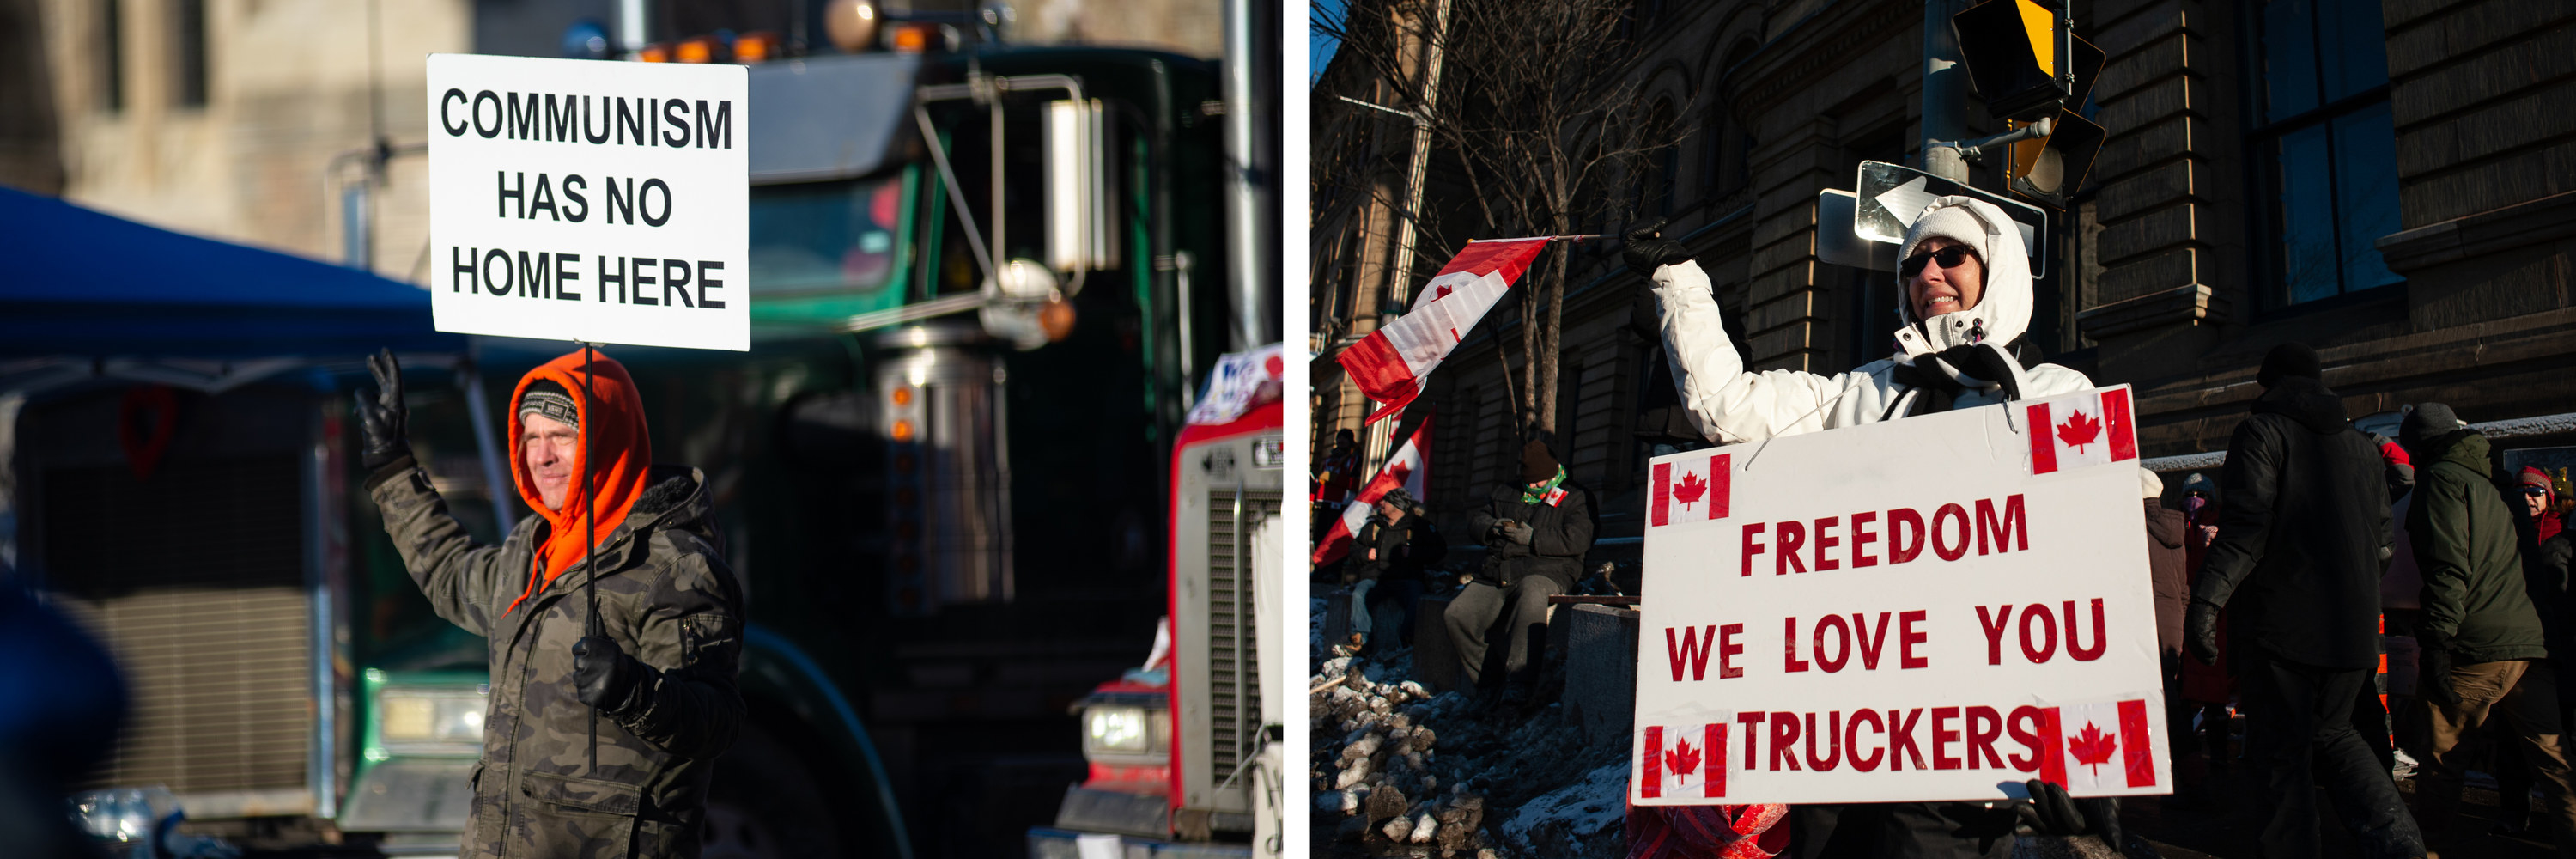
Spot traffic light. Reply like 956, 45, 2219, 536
1953, 0, 2081, 122
2007, 109, 2102, 208
1955, 0, 2105, 208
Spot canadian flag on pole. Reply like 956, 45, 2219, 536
2025, 387, 2139, 475
1637, 722, 1728, 800
1335, 238, 1552, 423
2027, 699, 2163, 791
1310, 417, 1432, 566
1649, 454, 1731, 527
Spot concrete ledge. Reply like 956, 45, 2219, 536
1563, 603, 1642, 746
1415, 592, 1462, 694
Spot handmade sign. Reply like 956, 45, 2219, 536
1631, 386, 2168, 805
426, 53, 748, 350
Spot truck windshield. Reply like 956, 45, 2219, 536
749, 172, 911, 300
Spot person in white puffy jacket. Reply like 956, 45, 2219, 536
1626, 196, 2093, 446
1623, 198, 2122, 858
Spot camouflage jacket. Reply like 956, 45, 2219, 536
369, 460, 744, 859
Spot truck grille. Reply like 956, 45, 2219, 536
1203, 489, 1280, 784
41, 457, 313, 796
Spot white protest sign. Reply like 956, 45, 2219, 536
428, 54, 748, 350
1631, 386, 2169, 805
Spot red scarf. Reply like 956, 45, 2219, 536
503, 351, 653, 615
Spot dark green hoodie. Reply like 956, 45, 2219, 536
2410, 430, 2547, 663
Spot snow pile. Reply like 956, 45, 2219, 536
1499, 760, 1630, 857
1310, 638, 1628, 858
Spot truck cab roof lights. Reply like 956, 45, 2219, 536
825, 0, 880, 52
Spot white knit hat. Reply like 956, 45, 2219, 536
1893, 196, 2033, 354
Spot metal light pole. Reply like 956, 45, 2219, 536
1921, 0, 1970, 182
1364, 0, 1452, 472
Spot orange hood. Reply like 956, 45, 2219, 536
505, 350, 653, 614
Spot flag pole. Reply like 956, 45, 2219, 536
1549, 234, 1613, 241
580, 340, 598, 771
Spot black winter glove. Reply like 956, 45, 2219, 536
1502, 521, 1535, 545
2418, 630, 2458, 707
573, 635, 652, 716
1622, 219, 1694, 278
354, 349, 412, 472
2184, 599, 2221, 667
2016, 778, 2088, 836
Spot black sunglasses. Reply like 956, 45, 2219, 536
1900, 245, 1977, 278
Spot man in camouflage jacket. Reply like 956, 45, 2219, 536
357, 349, 743, 858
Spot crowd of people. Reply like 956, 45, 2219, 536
1314, 190, 2576, 859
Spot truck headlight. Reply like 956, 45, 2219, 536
380, 688, 487, 745
1085, 705, 1149, 753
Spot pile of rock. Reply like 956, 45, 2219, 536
1311, 655, 1499, 859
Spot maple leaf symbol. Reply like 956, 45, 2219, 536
2057, 410, 2104, 454
1435, 284, 1456, 301
1665, 738, 1700, 783
1675, 472, 1708, 510
2068, 722, 2117, 776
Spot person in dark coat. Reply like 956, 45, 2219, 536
1341, 487, 1444, 652
2495, 465, 2573, 838
1446, 437, 1592, 703
2184, 344, 2423, 859
2403, 404, 2576, 851
2142, 469, 2193, 758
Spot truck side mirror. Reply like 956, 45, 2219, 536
1042, 99, 1116, 287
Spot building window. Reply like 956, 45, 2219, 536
2249, 0, 2402, 307
100, 0, 124, 113
173, 0, 209, 107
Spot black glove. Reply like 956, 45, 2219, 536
354, 349, 411, 472
1622, 219, 1694, 277
1502, 521, 1535, 545
2016, 778, 2088, 836
2184, 599, 2221, 666
572, 635, 651, 716
2418, 630, 2458, 707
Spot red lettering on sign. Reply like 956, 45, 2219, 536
2008, 706, 2050, 773
1769, 713, 1802, 771
1719, 623, 1745, 679
1932, 503, 1971, 561
1776, 520, 1807, 575
1783, 617, 1811, 673
1806, 711, 1843, 771
1978, 604, 2012, 665
2020, 603, 2057, 663
1847, 710, 1886, 771
1888, 508, 1926, 564
1900, 610, 1929, 669
1931, 706, 1963, 770
1888, 708, 1926, 771
1976, 494, 2029, 555
1855, 612, 1892, 670
1736, 711, 1766, 770
1814, 515, 1843, 571
1741, 523, 1765, 577
1666, 625, 1718, 681
1851, 511, 1880, 567
1814, 613, 1851, 673
1966, 706, 2006, 770
2064, 599, 2107, 661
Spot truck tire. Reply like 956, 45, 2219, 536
703, 722, 843, 859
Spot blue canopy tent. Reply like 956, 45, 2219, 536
0, 185, 463, 365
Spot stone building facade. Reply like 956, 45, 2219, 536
1311, 0, 2576, 553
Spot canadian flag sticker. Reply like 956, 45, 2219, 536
1637, 722, 1728, 800
2032, 699, 2160, 791
1650, 454, 1730, 527
2026, 387, 2138, 475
